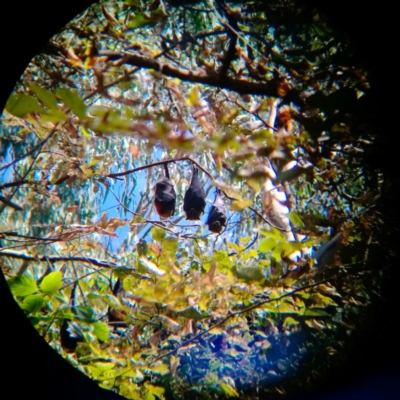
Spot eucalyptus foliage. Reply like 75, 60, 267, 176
0, 1, 382, 399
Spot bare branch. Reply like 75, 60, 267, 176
0, 249, 150, 279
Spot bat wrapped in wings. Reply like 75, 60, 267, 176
154, 163, 176, 218
206, 188, 227, 233
183, 165, 206, 220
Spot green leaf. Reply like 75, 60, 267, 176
30, 83, 58, 109
288, 211, 305, 228
28, 316, 40, 325
40, 109, 68, 123
93, 361, 115, 371
8, 275, 38, 297
151, 363, 169, 375
151, 226, 166, 242
56, 88, 86, 119
282, 316, 299, 328
102, 294, 121, 309
220, 382, 239, 397
93, 321, 110, 342
5, 93, 44, 117
304, 309, 330, 317
259, 238, 277, 252
260, 228, 287, 242
162, 237, 178, 253
144, 383, 165, 399
123, 277, 133, 290
127, 7, 167, 30
124, 0, 141, 6
40, 271, 63, 294
21, 294, 46, 314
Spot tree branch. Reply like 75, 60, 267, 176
98, 50, 304, 104
0, 250, 150, 279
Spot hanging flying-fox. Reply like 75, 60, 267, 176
206, 188, 227, 233
154, 163, 176, 218
183, 165, 206, 220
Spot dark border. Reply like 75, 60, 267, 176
1, 1, 398, 399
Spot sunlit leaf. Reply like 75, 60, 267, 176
282, 316, 299, 328
93, 362, 115, 374
220, 382, 239, 398
93, 321, 110, 342
151, 226, 166, 242
186, 85, 200, 106
123, 277, 133, 290
259, 238, 277, 252
288, 211, 305, 228
40, 271, 63, 294
151, 363, 169, 375
8, 275, 38, 297
162, 237, 178, 253
212, 180, 241, 200
231, 199, 253, 211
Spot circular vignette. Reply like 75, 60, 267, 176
0, 1, 398, 400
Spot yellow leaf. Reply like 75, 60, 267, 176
186, 85, 200, 106
212, 180, 241, 200
231, 199, 253, 211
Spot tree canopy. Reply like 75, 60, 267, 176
0, 1, 388, 399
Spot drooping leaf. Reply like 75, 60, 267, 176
186, 85, 200, 107
231, 199, 253, 211
30, 83, 58, 109
8, 275, 38, 297
20, 294, 46, 314
56, 88, 86, 119
5, 93, 44, 117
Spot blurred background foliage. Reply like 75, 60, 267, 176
0, 0, 385, 399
